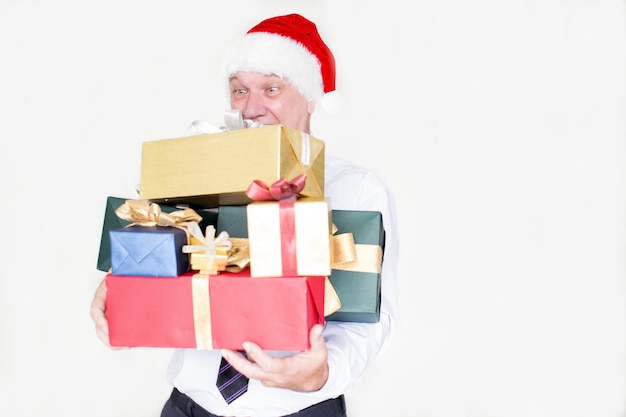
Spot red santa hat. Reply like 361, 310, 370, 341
222, 14, 344, 113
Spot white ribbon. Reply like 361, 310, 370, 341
182, 223, 232, 269
189, 120, 223, 134
300, 132, 310, 166
189, 110, 263, 135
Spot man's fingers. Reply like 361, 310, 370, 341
241, 341, 269, 366
309, 324, 325, 350
221, 348, 262, 378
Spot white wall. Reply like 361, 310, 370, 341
1, 1, 624, 416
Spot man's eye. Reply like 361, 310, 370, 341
233, 88, 247, 96
266, 86, 279, 94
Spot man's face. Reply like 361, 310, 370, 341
229, 72, 315, 133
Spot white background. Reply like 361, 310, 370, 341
1, 1, 625, 416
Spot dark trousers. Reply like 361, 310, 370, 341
161, 388, 347, 417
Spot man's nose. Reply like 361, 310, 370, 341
241, 91, 266, 120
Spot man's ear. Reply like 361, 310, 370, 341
308, 101, 316, 115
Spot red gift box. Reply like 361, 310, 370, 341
105, 270, 325, 351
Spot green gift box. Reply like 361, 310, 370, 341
216, 205, 248, 238
326, 210, 385, 323
96, 196, 218, 272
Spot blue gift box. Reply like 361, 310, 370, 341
97, 196, 218, 272
110, 225, 189, 277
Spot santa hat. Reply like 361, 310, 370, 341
222, 14, 344, 113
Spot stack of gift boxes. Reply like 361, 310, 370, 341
96, 125, 385, 352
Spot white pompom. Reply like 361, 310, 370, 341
320, 90, 347, 115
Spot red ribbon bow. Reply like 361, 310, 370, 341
245, 174, 307, 203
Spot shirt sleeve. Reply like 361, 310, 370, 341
315, 165, 400, 398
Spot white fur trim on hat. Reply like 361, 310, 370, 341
222, 32, 325, 104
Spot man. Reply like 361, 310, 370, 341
90, 13, 399, 417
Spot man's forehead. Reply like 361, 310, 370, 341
229, 72, 285, 82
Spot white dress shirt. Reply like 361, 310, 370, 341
165, 154, 399, 417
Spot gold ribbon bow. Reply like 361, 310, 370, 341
331, 223, 382, 274
115, 199, 202, 228
183, 223, 232, 276
224, 237, 251, 272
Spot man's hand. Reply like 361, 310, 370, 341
220, 324, 329, 392
89, 277, 125, 349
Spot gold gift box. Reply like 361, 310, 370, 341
247, 197, 332, 278
139, 125, 325, 208
189, 252, 229, 274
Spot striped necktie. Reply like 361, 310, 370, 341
216, 354, 249, 404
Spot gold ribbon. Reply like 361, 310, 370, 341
115, 199, 202, 228
322, 224, 382, 317
332, 245, 383, 274
224, 237, 251, 272
191, 274, 213, 350
331, 231, 357, 265
183, 224, 232, 275
331, 224, 383, 274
